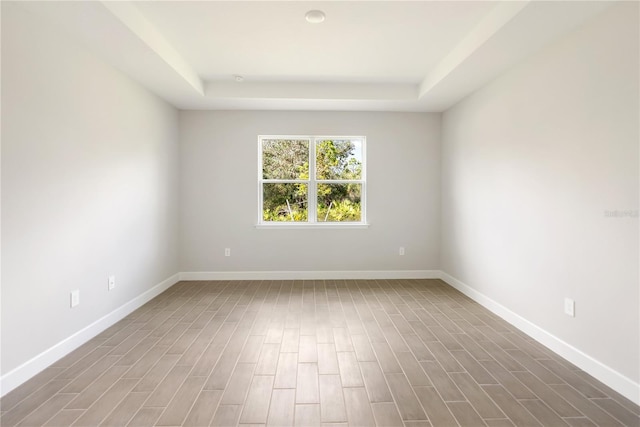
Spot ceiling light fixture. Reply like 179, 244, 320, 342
305, 10, 325, 24
234, 75, 244, 83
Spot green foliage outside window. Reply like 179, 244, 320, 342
262, 138, 363, 222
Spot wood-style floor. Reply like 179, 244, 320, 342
1, 279, 638, 426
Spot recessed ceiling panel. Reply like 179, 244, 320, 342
133, 1, 498, 83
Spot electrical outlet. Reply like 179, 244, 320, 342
225, 248, 231, 257
564, 298, 575, 317
108, 275, 116, 291
399, 247, 405, 256
70, 290, 80, 308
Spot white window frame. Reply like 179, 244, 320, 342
257, 135, 368, 228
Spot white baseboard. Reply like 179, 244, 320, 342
179, 270, 440, 281
4, 269, 638, 406
0, 273, 180, 397
438, 271, 640, 406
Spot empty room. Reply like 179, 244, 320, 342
1, 1, 638, 426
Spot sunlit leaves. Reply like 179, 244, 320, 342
317, 186, 362, 222
262, 183, 307, 222
316, 139, 362, 180
262, 139, 309, 179
261, 138, 363, 222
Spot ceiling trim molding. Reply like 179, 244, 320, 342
418, 1, 529, 99
205, 81, 418, 101
100, 1, 204, 96
13, 1, 616, 112
415, 0, 614, 111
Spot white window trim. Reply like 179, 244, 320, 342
257, 135, 368, 228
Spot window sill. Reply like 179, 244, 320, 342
255, 223, 369, 229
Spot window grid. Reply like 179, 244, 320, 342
258, 135, 366, 226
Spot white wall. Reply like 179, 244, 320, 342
179, 111, 440, 275
1, 3, 180, 378
2, 0, 637, 404
441, 1, 639, 389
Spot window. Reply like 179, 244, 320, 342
258, 135, 366, 226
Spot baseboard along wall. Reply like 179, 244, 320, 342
0, 273, 180, 397
2, 269, 637, 405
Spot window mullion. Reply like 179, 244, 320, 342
308, 137, 316, 223
258, 137, 263, 224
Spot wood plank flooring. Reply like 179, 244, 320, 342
1, 279, 638, 426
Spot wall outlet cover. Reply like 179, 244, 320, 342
70, 290, 80, 308
564, 298, 575, 317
